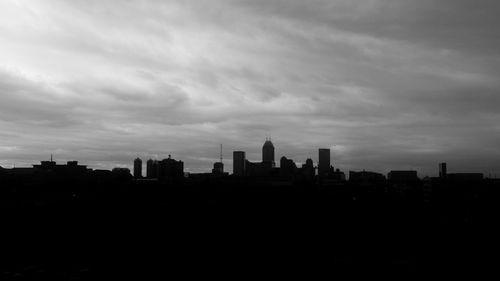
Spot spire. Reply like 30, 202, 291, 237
50, 154, 53, 162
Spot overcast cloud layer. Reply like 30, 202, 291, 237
1, 0, 499, 176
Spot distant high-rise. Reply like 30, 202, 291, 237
233, 151, 246, 176
439, 163, 447, 178
146, 159, 158, 178
318, 148, 330, 176
262, 138, 275, 167
133, 158, 142, 179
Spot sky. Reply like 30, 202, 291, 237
0, 0, 499, 176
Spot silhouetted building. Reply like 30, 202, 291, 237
422, 176, 433, 204
66, 161, 88, 172
111, 167, 131, 176
34, 160, 56, 170
349, 170, 385, 193
7, 167, 36, 176
212, 162, 224, 174
146, 159, 158, 179
33, 160, 88, 174
331, 168, 346, 181
387, 170, 421, 195
112, 167, 130, 173
300, 158, 315, 179
262, 138, 275, 167
245, 160, 274, 177
233, 151, 246, 176
279, 156, 297, 178
388, 170, 419, 181
349, 170, 386, 183
439, 163, 447, 178
111, 167, 132, 181
134, 158, 142, 179
319, 168, 346, 186
447, 173, 484, 181
158, 155, 184, 182
318, 148, 331, 177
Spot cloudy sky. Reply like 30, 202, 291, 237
1, 0, 499, 176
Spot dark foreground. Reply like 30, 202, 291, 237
1, 179, 500, 279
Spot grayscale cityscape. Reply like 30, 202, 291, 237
1, 0, 499, 279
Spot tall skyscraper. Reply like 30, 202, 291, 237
262, 138, 275, 167
439, 162, 447, 178
233, 151, 246, 176
133, 157, 142, 179
318, 148, 330, 176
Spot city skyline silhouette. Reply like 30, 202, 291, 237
0, 136, 493, 186
2, 137, 496, 178
1, 0, 500, 278
1, 136, 498, 278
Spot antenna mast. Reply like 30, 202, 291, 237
220, 144, 223, 163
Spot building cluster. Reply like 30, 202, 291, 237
435, 162, 483, 181
232, 138, 340, 180
130, 138, 340, 181
0, 157, 133, 184
0, 139, 488, 186
34, 159, 89, 174
1, 157, 91, 177
133, 155, 184, 182
128, 143, 490, 200
131, 139, 488, 183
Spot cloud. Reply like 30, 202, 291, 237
0, 0, 499, 176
